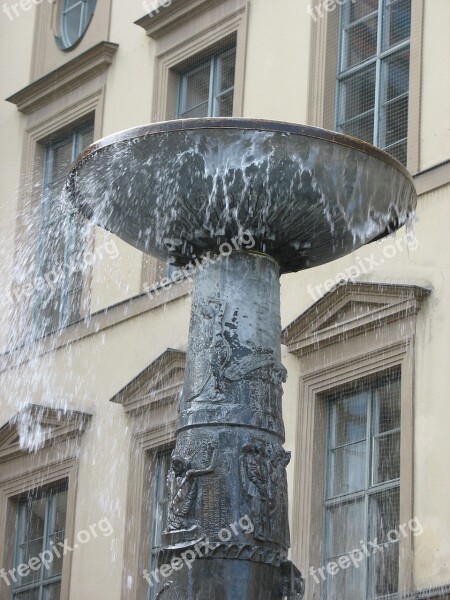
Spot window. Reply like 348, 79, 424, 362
323, 369, 401, 599
147, 449, 172, 600
336, 0, 412, 164
12, 481, 68, 600
34, 121, 94, 336
58, 0, 97, 50
177, 45, 236, 118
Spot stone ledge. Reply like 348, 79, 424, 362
6, 41, 119, 115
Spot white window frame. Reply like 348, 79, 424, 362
33, 121, 94, 336
12, 481, 69, 600
322, 369, 402, 600
177, 45, 237, 119
336, 0, 412, 162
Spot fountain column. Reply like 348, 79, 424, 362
157, 251, 303, 599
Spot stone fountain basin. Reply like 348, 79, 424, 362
66, 118, 416, 273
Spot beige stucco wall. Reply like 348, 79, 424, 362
419, 0, 450, 170
0, 4, 36, 350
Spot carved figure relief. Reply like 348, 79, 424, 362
186, 298, 230, 403
269, 448, 291, 548
240, 440, 291, 548
166, 447, 217, 532
186, 297, 287, 406
239, 442, 271, 541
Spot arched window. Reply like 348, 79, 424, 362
58, 0, 97, 50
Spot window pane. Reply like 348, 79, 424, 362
383, 0, 411, 50
344, 15, 378, 69
77, 127, 95, 154
349, 0, 378, 23
181, 63, 211, 117
327, 498, 365, 557
341, 113, 375, 144
382, 95, 409, 148
216, 49, 236, 94
373, 431, 401, 484
38, 293, 63, 335
47, 490, 68, 578
48, 139, 73, 184
373, 376, 401, 434
64, 0, 81, 9
385, 139, 407, 165
339, 65, 376, 122
368, 488, 400, 595
180, 102, 210, 119
332, 393, 367, 447
43, 582, 61, 600
328, 441, 366, 497
384, 49, 410, 102
149, 451, 172, 600
326, 555, 366, 600
369, 488, 400, 544
13, 590, 40, 600
15, 497, 46, 586
214, 90, 234, 118
63, 287, 83, 325
63, 3, 83, 46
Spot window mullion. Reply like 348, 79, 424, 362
60, 131, 78, 327
373, 0, 384, 146
208, 56, 216, 117
363, 389, 373, 600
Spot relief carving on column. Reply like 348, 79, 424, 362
181, 296, 287, 436
240, 440, 291, 549
165, 443, 217, 535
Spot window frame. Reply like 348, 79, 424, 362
335, 0, 412, 164
176, 45, 237, 119
282, 282, 430, 599
306, 0, 423, 173
57, 0, 98, 51
33, 120, 94, 337
147, 447, 174, 600
322, 369, 402, 600
137, 0, 249, 292
11, 481, 69, 600
0, 459, 79, 600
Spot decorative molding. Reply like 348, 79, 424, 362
110, 348, 186, 414
282, 281, 431, 356
286, 280, 430, 598
147, 0, 248, 122
135, 0, 229, 40
0, 404, 92, 463
306, 1, 424, 172
6, 41, 118, 115
414, 159, 450, 196
0, 456, 80, 600
122, 422, 176, 600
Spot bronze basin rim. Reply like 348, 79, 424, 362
69, 117, 416, 188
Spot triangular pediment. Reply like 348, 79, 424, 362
110, 348, 186, 414
282, 281, 430, 356
0, 405, 92, 463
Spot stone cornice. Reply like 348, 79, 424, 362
0, 404, 92, 463
135, 0, 232, 39
110, 348, 186, 414
282, 281, 431, 357
6, 41, 119, 115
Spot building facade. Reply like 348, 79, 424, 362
0, 0, 449, 599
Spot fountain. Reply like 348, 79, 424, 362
66, 118, 416, 599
